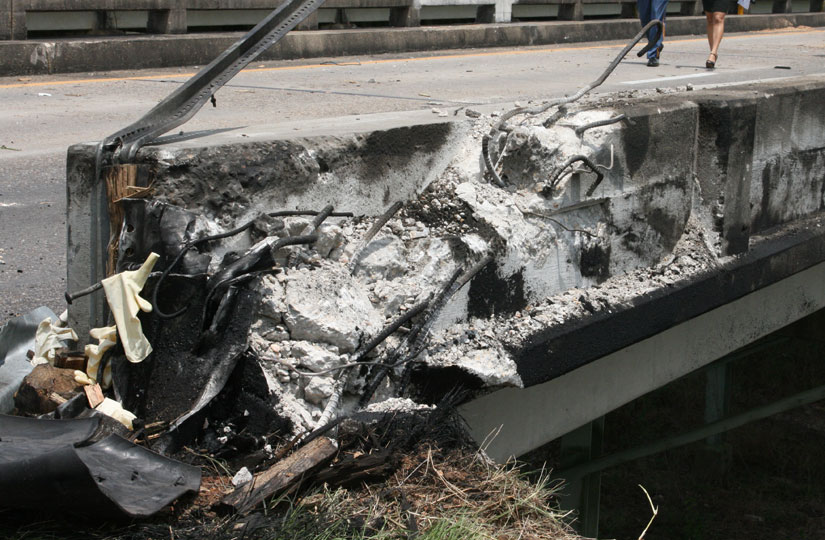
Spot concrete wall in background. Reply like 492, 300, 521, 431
2, 12, 825, 75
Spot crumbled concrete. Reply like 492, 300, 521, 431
123, 98, 700, 436
283, 264, 383, 353
303, 376, 335, 405
289, 341, 342, 372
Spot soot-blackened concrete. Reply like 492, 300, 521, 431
66, 76, 825, 449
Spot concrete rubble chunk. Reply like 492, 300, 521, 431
232, 467, 253, 487
353, 233, 407, 280
452, 349, 521, 388
289, 341, 342, 372
314, 224, 344, 258
254, 275, 287, 322
303, 376, 336, 405
283, 266, 383, 353
372, 281, 415, 316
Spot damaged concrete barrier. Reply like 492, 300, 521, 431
65, 74, 825, 462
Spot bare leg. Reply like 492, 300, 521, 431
706, 11, 714, 50
709, 11, 725, 59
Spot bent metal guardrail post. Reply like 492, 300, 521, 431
101, 0, 328, 163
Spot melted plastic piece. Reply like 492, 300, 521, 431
0, 307, 57, 413
0, 415, 200, 518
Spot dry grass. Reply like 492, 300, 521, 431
0, 444, 581, 540
259, 444, 581, 540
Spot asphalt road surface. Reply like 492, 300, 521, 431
1, 26, 824, 324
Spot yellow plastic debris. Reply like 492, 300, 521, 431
95, 397, 137, 430
31, 317, 78, 366
84, 325, 117, 388
101, 252, 159, 364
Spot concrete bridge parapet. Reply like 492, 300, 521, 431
65, 75, 825, 459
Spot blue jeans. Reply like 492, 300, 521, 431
637, 0, 667, 59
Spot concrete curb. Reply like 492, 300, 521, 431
2, 12, 824, 76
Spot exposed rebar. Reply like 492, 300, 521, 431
575, 114, 627, 136
152, 220, 256, 319
286, 204, 336, 267
267, 209, 353, 219
543, 154, 605, 198
311, 300, 429, 428
201, 233, 318, 319
480, 19, 664, 185
348, 201, 404, 274
359, 255, 493, 407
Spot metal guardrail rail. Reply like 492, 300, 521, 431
102, 0, 327, 159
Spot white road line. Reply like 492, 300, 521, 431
620, 72, 717, 85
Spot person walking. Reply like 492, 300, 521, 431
637, 0, 668, 66
703, 0, 731, 68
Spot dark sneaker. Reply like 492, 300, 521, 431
647, 57, 660, 67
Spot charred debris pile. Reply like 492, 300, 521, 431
0, 19, 715, 527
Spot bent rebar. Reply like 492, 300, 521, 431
151, 220, 256, 319
481, 134, 507, 188
348, 201, 404, 274
360, 255, 493, 407
152, 205, 347, 319
543, 154, 605, 198
203, 233, 318, 308
575, 114, 627, 136
481, 19, 664, 184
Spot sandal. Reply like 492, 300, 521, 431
706, 52, 718, 69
